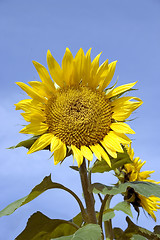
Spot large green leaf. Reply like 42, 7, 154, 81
91, 149, 131, 173
15, 211, 78, 240
52, 224, 102, 240
89, 181, 160, 198
113, 201, 133, 218
0, 175, 85, 220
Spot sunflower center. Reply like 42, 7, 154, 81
45, 87, 112, 148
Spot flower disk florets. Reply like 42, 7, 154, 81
45, 86, 112, 148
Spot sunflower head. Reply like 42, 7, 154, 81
124, 187, 160, 221
118, 144, 160, 221
15, 48, 142, 167
122, 144, 159, 183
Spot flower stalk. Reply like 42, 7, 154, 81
104, 195, 114, 240
79, 158, 97, 224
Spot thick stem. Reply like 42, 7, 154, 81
79, 159, 97, 224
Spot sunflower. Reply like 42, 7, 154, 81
15, 48, 142, 167
124, 144, 159, 184
122, 145, 160, 221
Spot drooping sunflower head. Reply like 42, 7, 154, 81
15, 48, 142, 167
118, 144, 160, 221
124, 187, 160, 221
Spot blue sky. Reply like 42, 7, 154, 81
0, 0, 160, 239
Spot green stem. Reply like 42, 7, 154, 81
104, 195, 114, 240
60, 185, 88, 223
79, 159, 97, 224
98, 194, 109, 228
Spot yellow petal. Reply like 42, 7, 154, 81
90, 53, 103, 89
106, 81, 137, 98
109, 131, 131, 147
54, 143, 66, 164
90, 145, 101, 160
95, 144, 111, 166
20, 122, 48, 135
99, 61, 117, 91
96, 59, 108, 79
110, 122, 135, 134
81, 146, 93, 161
28, 81, 48, 97
50, 136, 63, 152
112, 97, 143, 113
111, 96, 139, 107
101, 141, 117, 158
139, 171, 155, 180
112, 110, 133, 121
62, 48, 74, 86
91, 52, 101, 74
32, 61, 56, 92
47, 50, 63, 87
103, 133, 124, 153
82, 48, 91, 85
112, 132, 131, 144
21, 112, 45, 122
28, 133, 53, 154
71, 145, 83, 168
15, 99, 32, 111
16, 82, 46, 103
74, 48, 85, 82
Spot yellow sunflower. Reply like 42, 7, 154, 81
124, 144, 159, 184
122, 145, 160, 221
15, 48, 142, 167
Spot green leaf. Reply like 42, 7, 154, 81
113, 217, 160, 240
70, 212, 83, 227
52, 236, 72, 240
69, 166, 79, 172
113, 201, 133, 218
89, 181, 160, 198
52, 224, 102, 240
91, 148, 131, 173
131, 235, 147, 240
15, 211, 78, 240
0, 175, 86, 221
102, 209, 115, 221
125, 217, 160, 239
